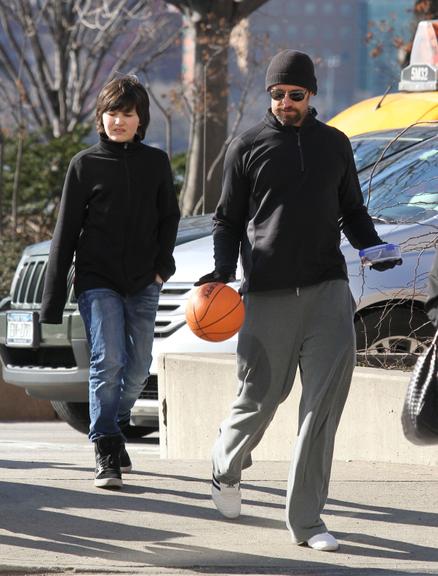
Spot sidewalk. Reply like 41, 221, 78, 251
0, 421, 437, 575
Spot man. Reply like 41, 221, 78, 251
196, 51, 401, 551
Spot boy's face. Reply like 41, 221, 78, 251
102, 107, 140, 143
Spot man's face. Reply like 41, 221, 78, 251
102, 107, 140, 143
270, 84, 312, 127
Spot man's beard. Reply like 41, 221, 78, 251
274, 108, 306, 127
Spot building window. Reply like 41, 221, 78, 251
304, 24, 317, 37
268, 23, 280, 34
340, 4, 352, 15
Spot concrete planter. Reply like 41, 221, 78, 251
158, 353, 437, 466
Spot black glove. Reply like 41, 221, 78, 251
370, 258, 403, 271
194, 269, 235, 286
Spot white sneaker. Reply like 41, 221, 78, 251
307, 532, 339, 552
211, 474, 241, 518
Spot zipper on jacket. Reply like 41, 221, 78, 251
122, 149, 131, 287
296, 132, 304, 172
296, 131, 304, 172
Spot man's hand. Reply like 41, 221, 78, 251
194, 269, 236, 286
370, 258, 403, 271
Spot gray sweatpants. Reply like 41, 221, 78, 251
212, 279, 356, 542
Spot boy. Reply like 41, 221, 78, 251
41, 75, 180, 489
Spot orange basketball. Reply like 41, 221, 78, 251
185, 282, 245, 342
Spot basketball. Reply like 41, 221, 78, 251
185, 282, 245, 342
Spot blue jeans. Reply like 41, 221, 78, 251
78, 283, 161, 442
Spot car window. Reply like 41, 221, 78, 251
176, 214, 213, 245
351, 126, 436, 173
363, 137, 438, 224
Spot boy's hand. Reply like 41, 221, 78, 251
155, 273, 164, 284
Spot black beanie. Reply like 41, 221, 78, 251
265, 50, 317, 94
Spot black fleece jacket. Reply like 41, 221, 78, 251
213, 109, 382, 292
40, 136, 180, 324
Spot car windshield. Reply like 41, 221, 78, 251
351, 126, 436, 173
361, 135, 438, 224
176, 213, 213, 245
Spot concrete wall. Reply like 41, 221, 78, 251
158, 353, 437, 466
0, 373, 55, 421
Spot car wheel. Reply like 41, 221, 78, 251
51, 401, 90, 434
50, 401, 158, 438
355, 306, 434, 367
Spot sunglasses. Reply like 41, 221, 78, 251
270, 89, 307, 102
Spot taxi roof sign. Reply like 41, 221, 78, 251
399, 20, 438, 91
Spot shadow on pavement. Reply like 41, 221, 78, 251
1, 463, 437, 571
0, 479, 331, 573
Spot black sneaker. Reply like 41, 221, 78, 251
120, 445, 132, 473
94, 437, 123, 489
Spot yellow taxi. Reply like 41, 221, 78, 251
328, 20, 438, 136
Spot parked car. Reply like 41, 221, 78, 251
350, 125, 437, 172
1, 127, 437, 435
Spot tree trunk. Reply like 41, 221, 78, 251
179, 18, 229, 216
11, 130, 23, 236
167, 0, 269, 215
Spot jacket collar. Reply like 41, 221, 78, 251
98, 134, 143, 155
264, 107, 318, 132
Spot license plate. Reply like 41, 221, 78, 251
6, 312, 39, 347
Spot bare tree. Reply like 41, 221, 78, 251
165, 0, 269, 216
0, 0, 180, 138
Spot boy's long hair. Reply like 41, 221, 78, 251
95, 75, 150, 140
